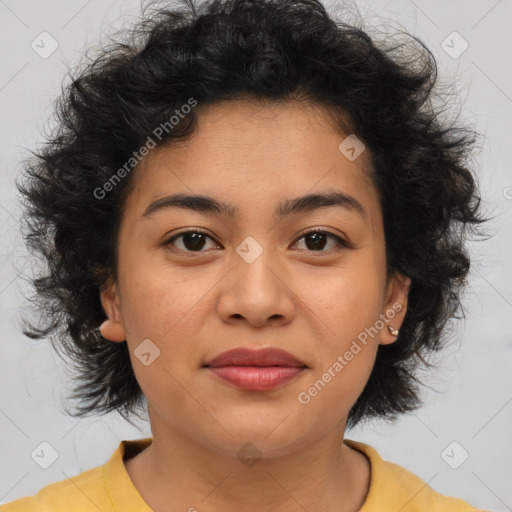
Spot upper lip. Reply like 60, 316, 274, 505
204, 347, 307, 368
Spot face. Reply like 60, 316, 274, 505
100, 99, 410, 457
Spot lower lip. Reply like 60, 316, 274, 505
206, 366, 306, 391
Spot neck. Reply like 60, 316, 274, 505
124, 414, 370, 512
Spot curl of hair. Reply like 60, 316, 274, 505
17, 0, 487, 427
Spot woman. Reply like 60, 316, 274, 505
5, 0, 488, 510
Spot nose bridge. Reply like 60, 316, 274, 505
217, 233, 295, 326
232, 234, 281, 296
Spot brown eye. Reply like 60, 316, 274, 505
165, 230, 219, 252
294, 230, 349, 252
164, 228, 349, 254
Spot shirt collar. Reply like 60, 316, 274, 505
104, 437, 397, 511
103, 437, 153, 512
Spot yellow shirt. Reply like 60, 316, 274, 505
1, 438, 483, 511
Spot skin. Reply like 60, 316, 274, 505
99, 99, 411, 512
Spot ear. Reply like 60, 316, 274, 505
379, 271, 411, 346
98, 278, 126, 343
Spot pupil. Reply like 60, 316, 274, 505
184, 232, 206, 250
306, 232, 326, 250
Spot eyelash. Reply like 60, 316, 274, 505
164, 228, 350, 255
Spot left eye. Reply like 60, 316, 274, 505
294, 230, 348, 252
165, 229, 348, 253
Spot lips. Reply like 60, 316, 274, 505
203, 347, 307, 391
204, 347, 307, 368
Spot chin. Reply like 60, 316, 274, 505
198, 414, 311, 455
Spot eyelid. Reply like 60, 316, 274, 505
293, 228, 351, 251
164, 227, 351, 252
295, 226, 349, 243
165, 228, 219, 250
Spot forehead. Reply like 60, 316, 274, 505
126, 99, 379, 228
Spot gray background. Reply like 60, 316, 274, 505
0, 0, 511, 510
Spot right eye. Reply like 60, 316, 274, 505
164, 229, 221, 253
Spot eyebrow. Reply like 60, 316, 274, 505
142, 190, 368, 224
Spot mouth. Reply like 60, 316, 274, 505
202, 347, 308, 391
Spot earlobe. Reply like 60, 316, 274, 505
387, 325, 399, 337
98, 279, 126, 343
380, 273, 411, 345
98, 318, 126, 342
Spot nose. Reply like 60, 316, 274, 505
216, 246, 296, 329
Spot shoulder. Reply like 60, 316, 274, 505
1, 438, 152, 512
0, 471, 100, 512
0, 464, 106, 512
345, 439, 484, 512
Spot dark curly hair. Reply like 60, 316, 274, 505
17, 0, 487, 428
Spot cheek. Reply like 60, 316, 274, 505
301, 319, 378, 422
301, 261, 385, 343
119, 259, 210, 340
297, 261, 383, 404
118, 262, 216, 400
118, 269, 203, 406
296, 323, 377, 429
